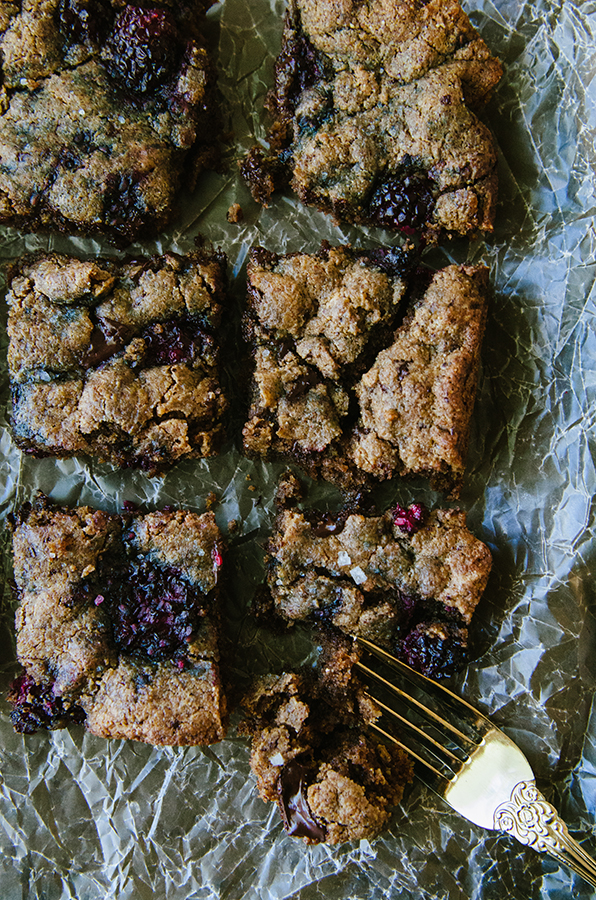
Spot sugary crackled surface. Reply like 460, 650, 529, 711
9, 497, 226, 746
0, 0, 217, 243
243, 0, 503, 239
242, 245, 488, 495
7, 250, 228, 475
266, 477, 492, 678
241, 668, 413, 845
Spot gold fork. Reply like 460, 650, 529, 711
355, 636, 596, 888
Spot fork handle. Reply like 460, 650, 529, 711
493, 780, 596, 888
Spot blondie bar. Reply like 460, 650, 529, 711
242, 245, 489, 496
263, 474, 492, 679
8, 249, 228, 475
8, 496, 227, 746
242, 0, 502, 240
0, 1, 218, 243
241, 662, 412, 844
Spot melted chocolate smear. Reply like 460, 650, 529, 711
285, 367, 322, 402
84, 316, 136, 367
306, 509, 347, 538
83, 316, 213, 370
278, 762, 326, 841
276, 26, 327, 115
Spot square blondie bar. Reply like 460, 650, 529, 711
241, 667, 412, 845
0, 1, 218, 243
264, 474, 492, 679
242, 245, 489, 496
8, 249, 228, 475
8, 496, 227, 746
242, 0, 503, 240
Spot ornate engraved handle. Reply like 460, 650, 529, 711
494, 780, 596, 888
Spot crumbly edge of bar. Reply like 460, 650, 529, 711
256, 472, 492, 679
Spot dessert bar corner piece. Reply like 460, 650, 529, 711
0, 1, 219, 243
242, 245, 489, 496
7, 249, 228, 475
242, 0, 503, 240
240, 661, 413, 845
265, 473, 492, 679
8, 495, 227, 746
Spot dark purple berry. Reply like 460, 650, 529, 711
142, 320, 214, 367
394, 621, 466, 679
57, 0, 111, 46
103, 5, 181, 94
103, 171, 147, 234
99, 558, 207, 666
8, 673, 86, 734
393, 502, 427, 535
361, 247, 414, 279
240, 148, 289, 206
275, 28, 327, 115
369, 174, 435, 233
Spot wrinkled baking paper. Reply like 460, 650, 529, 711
0, 0, 595, 898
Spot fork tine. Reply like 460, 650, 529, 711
356, 636, 491, 735
359, 686, 465, 766
353, 636, 496, 791
354, 638, 596, 890
355, 657, 476, 751
355, 659, 469, 786
365, 713, 453, 786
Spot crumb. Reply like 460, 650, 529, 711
227, 203, 244, 223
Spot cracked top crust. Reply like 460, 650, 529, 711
9, 496, 227, 746
0, 0, 218, 243
242, 245, 488, 496
269, 504, 491, 629
7, 249, 228, 475
243, 0, 503, 240
262, 476, 492, 679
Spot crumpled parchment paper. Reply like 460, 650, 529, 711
1, 0, 595, 898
